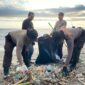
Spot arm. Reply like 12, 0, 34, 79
22, 20, 26, 30
61, 38, 74, 76
51, 22, 58, 34
65, 38, 74, 66
16, 41, 24, 65
63, 21, 67, 27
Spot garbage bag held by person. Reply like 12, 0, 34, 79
35, 34, 60, 65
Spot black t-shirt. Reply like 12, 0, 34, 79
22, 18, 34, 30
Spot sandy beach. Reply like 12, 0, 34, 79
0, 0, 85, 84
0, 28, 85, 85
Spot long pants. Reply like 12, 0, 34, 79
3, 34, 33, 75
3, 34, 15, 75
57, 41, 63, 59
70, 30, 85, 67
22, 45, 33, 67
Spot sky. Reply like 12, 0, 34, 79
0, 0, 85, 17
27, 0, 85, 10
0, 0, 85, 29
0, 0, 85, 10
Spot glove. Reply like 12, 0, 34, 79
16, 64, 28, 73
62, 66, 69, 77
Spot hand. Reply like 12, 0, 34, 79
16, 64, 28, 73
32, 42, 35, 45
62, 66, 69, 77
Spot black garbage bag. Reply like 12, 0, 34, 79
35, 34, 59, 65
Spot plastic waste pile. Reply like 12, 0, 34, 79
4, 64, 85, 85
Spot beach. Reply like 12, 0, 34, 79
0, 28, 85, 84
0, 0, 85, 84
0, 19, 85, 84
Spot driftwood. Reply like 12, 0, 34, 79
78, 79, 85, 85
3, 63, 85, 85
13, 77, 26, 85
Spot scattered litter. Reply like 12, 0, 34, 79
3, 64, 85, 85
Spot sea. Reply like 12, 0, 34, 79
0, 17, 85, 54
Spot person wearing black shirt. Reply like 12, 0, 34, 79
22, 12, 35, 67
22, 12, 34, 29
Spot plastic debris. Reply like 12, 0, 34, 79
3, 64, 85, 85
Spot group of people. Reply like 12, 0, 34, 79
3, 12, 85, 79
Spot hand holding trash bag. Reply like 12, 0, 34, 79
16, 64, 28, 73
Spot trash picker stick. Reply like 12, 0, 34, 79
48, 22, 54, 30
78, 79, 85, 85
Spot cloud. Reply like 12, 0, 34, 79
0, 6, 28, 17
48, 5, 85, 13
35, 5, 85, 17
0, 0, 30, 17
0, 4, 85, 17
0, 0, 29, 8
0, 0, 4, 5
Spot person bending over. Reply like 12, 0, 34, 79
3, 29, 38, 79
52, 27, 85, 76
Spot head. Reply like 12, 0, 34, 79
27, 29, 38, 42
52, 31, 65, 45
28, 12, 34, 21
58, 12, 64, 20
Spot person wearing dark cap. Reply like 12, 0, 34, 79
3, 29, 38, 79
52, 27, 85, 76
22, 12, 35, 67
52, 12, 67, 60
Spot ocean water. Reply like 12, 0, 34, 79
0, 29, 14, 51
0, 17, 85, 52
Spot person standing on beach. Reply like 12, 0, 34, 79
22, 12, 35, 67
22, 12, 34, 30
53, 12, 67, 31
53, 12, 67, 59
